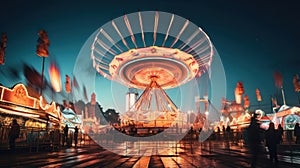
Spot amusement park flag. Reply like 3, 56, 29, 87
36, 30, 50, 57
243, 95, 250, 109
273, 71, 283, 88
293, 74, 300, 92
83, 85, 88, 101
65, 75, 71, 93
256, 88, 262, 102
271, 97, 278, 107
0, 32, 7, 65
72, 76, 79, 90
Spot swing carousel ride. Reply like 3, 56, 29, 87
89, 11, 215, 133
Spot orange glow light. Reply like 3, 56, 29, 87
49, 62, 62, 92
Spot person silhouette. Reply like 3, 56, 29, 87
226, 125, 231, 141
277, 124, 283, 144
9, 119, 20, 151
63, 125, 69, 147
247, 116, 262, 168
265, 122, 279, 165
294, 123, 300, 144
74, 126, 79, 147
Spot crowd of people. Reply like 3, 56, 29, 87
62, 125, 79, 147
6, 120, 81, 151
6, 117, 300, 168
211, 116, 300, 168
246, 115, 298, 168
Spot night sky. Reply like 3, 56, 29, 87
0, 0, 300, 112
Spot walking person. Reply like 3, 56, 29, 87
247, 116, 263, 168
9, 119, 20, 151
265, 122, 279, 165
63, 125, 69, 147
222, 125, 226, 139
74, 126, 79, 147
277, 124, 284, 144
294, 123, 300, 144
226, 125, 231, 142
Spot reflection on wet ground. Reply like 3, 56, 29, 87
0, 140, 299, 167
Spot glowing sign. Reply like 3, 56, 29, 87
0, 84, 38, 109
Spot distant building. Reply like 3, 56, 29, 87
81, 92, 103, 133
126, 88, 138, 112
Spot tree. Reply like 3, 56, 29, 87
104, 109, 120, 125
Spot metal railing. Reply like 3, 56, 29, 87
0, 126, 93, 152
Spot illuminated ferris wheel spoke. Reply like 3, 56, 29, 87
170, 20, 189, 48
124, 14, 138, 48
138, 12, 146, 47
111, 21, 130, 50
153, 11, 159, 46
100, 29, 123, 53
162, 14, 174, 47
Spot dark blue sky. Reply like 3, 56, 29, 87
1, 0, 300, 111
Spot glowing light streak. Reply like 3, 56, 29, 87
93, 48, 113, 62
94, 46, 105, 56
124, 14, 138, 48
196, 58, 210, 67
111, 21, 130, 50
162, 14, 174, 47
0, 87, 3, 100
170, 20, 189, 48
179, 29, 200, 50
194, 45, 211, 55
195, 53, 211, 60
199, 27, 214, 65
91, 28, 103, 61
153, 11, 159, 46
95, 62, 109, 71
96, 68, 111, 80
0, 107, 40, 118
185, 38, 206, 53
100, 29, 123, 53
39, 96, 62, 120
96, 39, 117, 55
138, 12, 146, 47
49, 62, 62, 92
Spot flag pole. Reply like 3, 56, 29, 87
281, 86, 286, 106
36, 30, 50, 97
297, 92, 300, 105
40, 57, 45, 96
